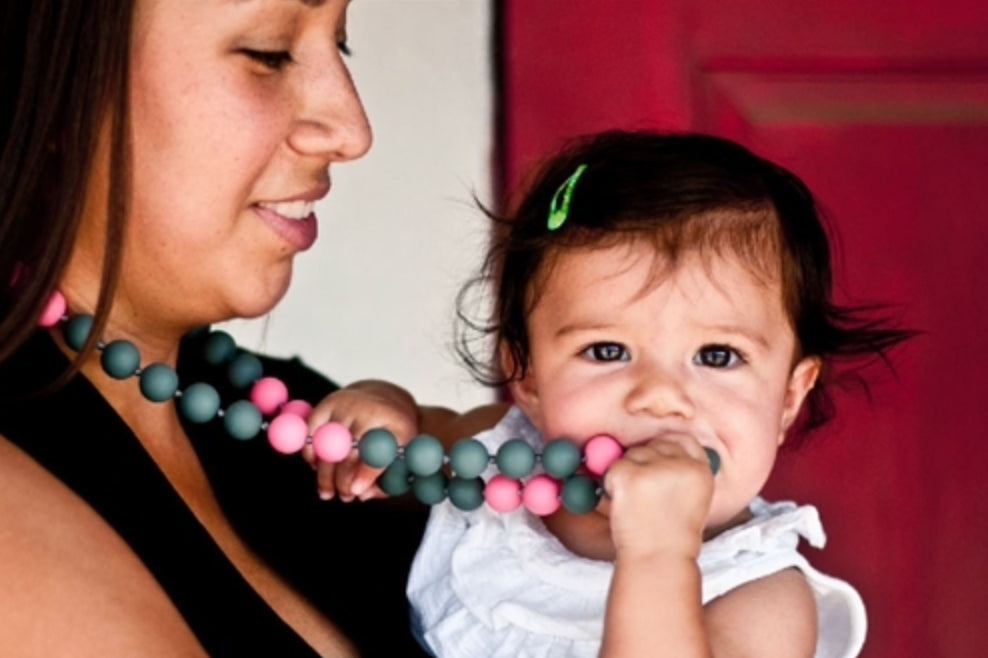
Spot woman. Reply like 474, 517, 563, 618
0, 1, 439, 655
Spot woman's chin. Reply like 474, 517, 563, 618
223, 270, 293, 320
232, 293, 287, 320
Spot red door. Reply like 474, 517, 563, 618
500, 2, 988, 655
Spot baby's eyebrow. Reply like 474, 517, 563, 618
553, 322, 615, 339
703, 324, 771, 348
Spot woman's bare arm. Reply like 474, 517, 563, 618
0, 434, 207, 657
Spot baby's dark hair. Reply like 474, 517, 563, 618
456, 130, 913, 436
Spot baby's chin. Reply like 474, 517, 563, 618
703, 505, 754, 540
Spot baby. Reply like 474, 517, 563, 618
311, 130, 911, 657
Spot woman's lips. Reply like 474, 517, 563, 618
252, 201, 319, 251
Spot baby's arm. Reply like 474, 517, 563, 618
600, 436, 817, 657
601, 436, 713, 657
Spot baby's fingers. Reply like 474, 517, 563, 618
313, 451, 378, 502
348, 461, 389, 501
312, 424, 405, 501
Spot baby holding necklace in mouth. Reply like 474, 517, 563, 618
309, 130, 912, 657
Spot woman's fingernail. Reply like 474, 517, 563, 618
318, 490, 334, 501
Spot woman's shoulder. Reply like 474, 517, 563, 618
0, 434, 207, 656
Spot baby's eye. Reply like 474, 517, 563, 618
241, 49, 294, 71
582, 342, 630, 362
693, 344, 743, 368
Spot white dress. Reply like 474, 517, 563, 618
407, 406, 867, 658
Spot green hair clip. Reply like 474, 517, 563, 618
547, 163, 588, 231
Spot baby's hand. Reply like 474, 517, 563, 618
603, 434, 714, 561
305, 380, 419, 502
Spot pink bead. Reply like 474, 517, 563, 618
250, 376, 289, 415
484, 474, 522, 513
281, 399, 313, 418
267, 413, 309, 454
311, 421, 353, 463
522, 474, 561, 516
584, 434, 624, 476
38, 291, 66, 328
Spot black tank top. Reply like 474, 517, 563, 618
0, 330, 429, 657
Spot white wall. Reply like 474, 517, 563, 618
221, 1, 496, 410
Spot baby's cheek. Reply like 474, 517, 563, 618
540, 396, 598, 441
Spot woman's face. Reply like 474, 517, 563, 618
75, 0, 370, 331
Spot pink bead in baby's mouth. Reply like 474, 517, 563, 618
583, 434, 624, 476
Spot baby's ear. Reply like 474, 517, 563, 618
779, 356, 821, 442
501, 344, 542, 426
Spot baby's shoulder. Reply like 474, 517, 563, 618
705, 567, 817, 655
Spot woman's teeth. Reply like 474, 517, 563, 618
256, 200, 314, 220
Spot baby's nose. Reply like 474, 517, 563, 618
624, 361, 694, 419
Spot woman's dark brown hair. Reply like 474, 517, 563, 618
0, 1, 134, 363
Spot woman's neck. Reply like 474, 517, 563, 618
49, 325, 187, 454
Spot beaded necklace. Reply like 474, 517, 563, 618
38, 291, 719, 517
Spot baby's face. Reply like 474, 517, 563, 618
511, 239, 819, 529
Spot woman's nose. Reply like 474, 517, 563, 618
624, 360, 694, 419
287, 52, 372, 163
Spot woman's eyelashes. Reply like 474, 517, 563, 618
582, 342, 630, 362
239, 36, 350, 72
693, 344, 744, 368
240, 48, 294, 72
